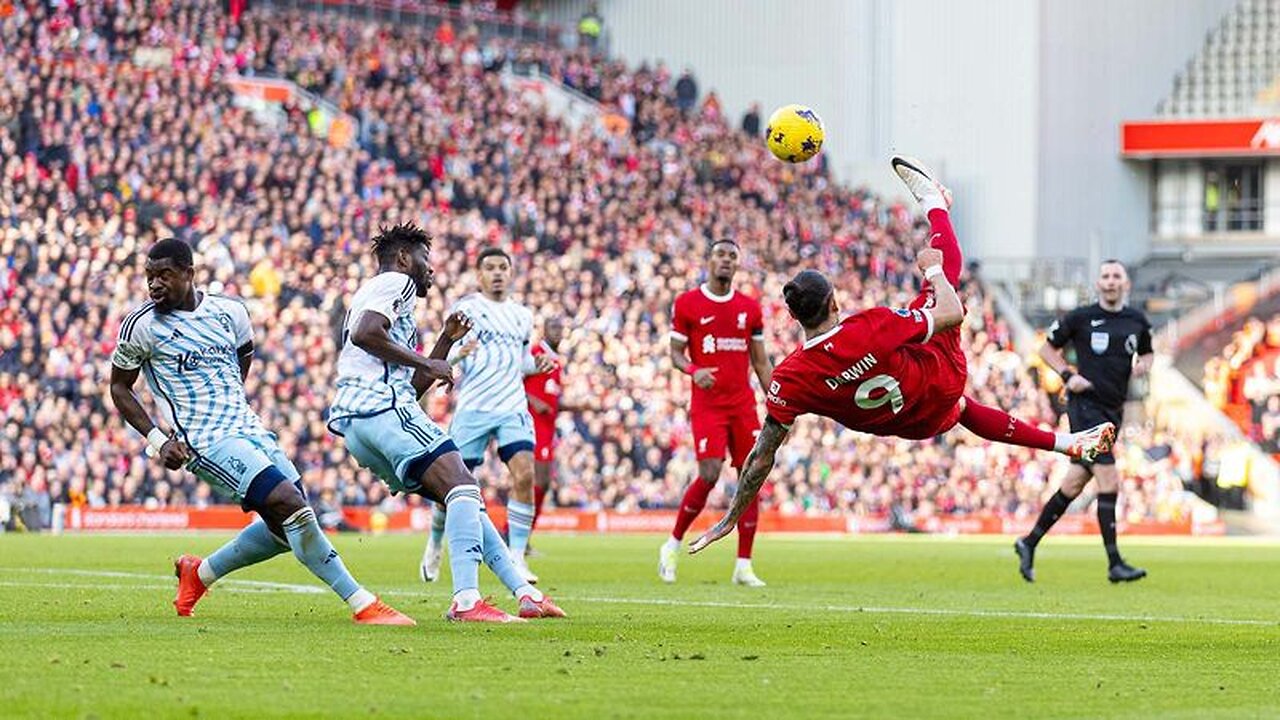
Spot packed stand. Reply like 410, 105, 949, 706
1201, 313, 1280, 452
0, 1, 1208, 530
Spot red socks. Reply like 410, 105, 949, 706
532, 484, 547, 529
736, 494, 760, 559
958, 397, 1056, 451
927, 209, 963, 287
671, 476, 715, 541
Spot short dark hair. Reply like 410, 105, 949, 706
476, 247, 512, 268
148, 238, 193, 269
1100, 258, 1127, 272
371, 223, 432, 267
707, 239, 739, 257
783, 270, 833, 329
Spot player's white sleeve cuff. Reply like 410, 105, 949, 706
921, 309, 935, 343
670, 330, 688, 342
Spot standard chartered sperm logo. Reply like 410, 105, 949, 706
702, 334, 716, 354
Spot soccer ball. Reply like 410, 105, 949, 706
765, 104, 824, 163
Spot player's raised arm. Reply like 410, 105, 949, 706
917, 247, 963, 332
688, 416, 789, 554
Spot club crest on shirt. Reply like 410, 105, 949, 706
1090, 331, 1109, 354
737, 312, 747, 329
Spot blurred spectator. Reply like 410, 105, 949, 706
675, 69, 698, 114
742, 102, 762, 138
577, 3, 603, 51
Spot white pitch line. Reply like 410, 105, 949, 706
4, 568, 1277, 627
554, 595, 1280, 627
0, 567, 325, 594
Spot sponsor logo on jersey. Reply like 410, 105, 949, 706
700, 335, 749, 354
824, 352, 879, 390
700, 315, 715, 325
176, 344, 237, 372
1091, 319, 1105, 327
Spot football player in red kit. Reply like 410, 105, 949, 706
517, 315, 587, 545
690, 157, 1116, 554
661, 239, 773, 587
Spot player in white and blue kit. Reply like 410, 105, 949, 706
421, 247, 554, 585
327, 224, 565, 621
108, 238, 413, 625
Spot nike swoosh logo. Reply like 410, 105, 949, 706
700, 316, 715, 325
1091, 320, 1105, 327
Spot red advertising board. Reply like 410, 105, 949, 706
61, 506, 1224, 536
1121, 118, 1280, 157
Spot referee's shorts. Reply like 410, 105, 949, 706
1066, 394, 1122, 466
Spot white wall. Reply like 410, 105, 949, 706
883, 0, 1041, 266
1035, 0, 1237, 264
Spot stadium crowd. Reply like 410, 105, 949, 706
0, 0, 1217, 531
1202, 313, 1280, 452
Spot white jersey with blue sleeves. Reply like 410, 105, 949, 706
329, 271, 420, 423
450, 293, 535, 415
111, 293, 268, 452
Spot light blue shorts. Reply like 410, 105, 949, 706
449, 409, 535, 468
188, 433, 300, 505
330, 405, 457, 494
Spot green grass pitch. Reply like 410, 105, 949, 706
1, 532, 1278, 719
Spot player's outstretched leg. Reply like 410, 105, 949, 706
661, 472, 717, 583
474, 513, 567, 619
957, 397, 1115, 462
174, 518, 289, 616
731, 495, 766, 587
420, 502, 446, 583
248, 468, 414, 625
892, 155, 961, 286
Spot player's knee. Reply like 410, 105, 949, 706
245, 466, 306, 524
698, 461, 723, 483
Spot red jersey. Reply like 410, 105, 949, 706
671, 284, 764, 412
524, 341, 562, 418
765, 306, 968, 440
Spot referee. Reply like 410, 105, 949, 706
1015, 260, 1153, 583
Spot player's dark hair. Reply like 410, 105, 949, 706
784, 270, 833, 329
707, 239, 739, 257
477, 247, 512, 268
1100, 258, 1127, 273
147, 238, 193, 269
371, 223, 432, 267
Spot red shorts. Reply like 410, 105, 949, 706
892, 327, 968, 440
691, 404, 761, 468
533, 417, 556, 463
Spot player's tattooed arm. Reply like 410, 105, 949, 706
689, 417, 790, 554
